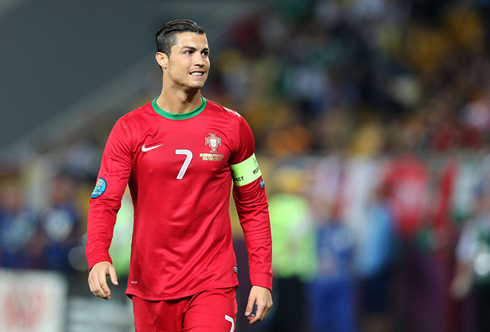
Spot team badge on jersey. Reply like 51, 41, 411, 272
91, 178, 107, 198
205, 133, 221, 153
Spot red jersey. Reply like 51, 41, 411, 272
86, 97, 272, 300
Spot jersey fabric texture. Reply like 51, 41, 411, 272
86, 97, 272, 300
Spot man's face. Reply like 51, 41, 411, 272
164, 32, 210, 90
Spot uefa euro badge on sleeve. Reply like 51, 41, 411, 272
91, 178, 107, 198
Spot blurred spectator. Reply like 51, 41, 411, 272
0, 170, 42, 269
268, 164, 316, 332
305, 156, 359, 332
451, 177, 490, 332
385, 152, 430, 239
356, 182, 398, 332
39, 172, 83, 274
109, 187, 134, 279
307, 202, 358, 332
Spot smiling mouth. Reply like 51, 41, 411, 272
190, 72, 204, 76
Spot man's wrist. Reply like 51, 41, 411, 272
250, 273, 273, 292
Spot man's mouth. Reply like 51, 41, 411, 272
190, 72, 204, 76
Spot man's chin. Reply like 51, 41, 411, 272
189, 81, 206, 90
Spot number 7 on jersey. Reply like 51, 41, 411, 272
175, 149, 193, 179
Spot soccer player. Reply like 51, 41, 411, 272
86, 19, 273, 331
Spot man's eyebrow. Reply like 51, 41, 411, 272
180, 46, 209, 52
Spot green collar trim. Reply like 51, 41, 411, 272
152, 96, 207, 120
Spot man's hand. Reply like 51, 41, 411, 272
245, 285, 273, 324
88, 261, 118, 300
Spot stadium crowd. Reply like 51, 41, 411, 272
1, 0, 490, 331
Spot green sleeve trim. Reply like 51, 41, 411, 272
230, 153, 262, 186
152, 96, 207, 120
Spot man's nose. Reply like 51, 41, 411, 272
194, 54, 205, 66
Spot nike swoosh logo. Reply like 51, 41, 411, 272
142, 144, 164, 152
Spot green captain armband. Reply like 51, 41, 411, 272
230, 153, 262, 186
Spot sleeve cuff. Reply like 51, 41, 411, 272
250, 273, 273, 292
87, 254, 113, 271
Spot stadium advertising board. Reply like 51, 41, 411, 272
0, 269, 67, 332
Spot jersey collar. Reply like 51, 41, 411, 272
152, 96, 207, 120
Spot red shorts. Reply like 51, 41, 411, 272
132, 287, 237, 332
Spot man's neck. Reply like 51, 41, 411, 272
156, 88, 202, 114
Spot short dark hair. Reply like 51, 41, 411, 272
155, 19, 205, 56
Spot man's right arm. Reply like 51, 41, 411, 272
85, 120, 133, 292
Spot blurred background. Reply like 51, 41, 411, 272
1, 0, 490, 331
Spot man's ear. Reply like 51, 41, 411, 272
155, 52, 169, 69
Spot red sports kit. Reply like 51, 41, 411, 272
86, 97, 272, 331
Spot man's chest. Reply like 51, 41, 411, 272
132, 124, 233, 182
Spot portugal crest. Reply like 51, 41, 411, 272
205, 133, 221, 153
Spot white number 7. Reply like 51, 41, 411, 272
175, 149, 193, 179
225, 315, 234, 332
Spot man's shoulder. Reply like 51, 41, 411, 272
205, 98, 243, 119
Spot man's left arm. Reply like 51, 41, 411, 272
230, 114, 273, 324
232, 165, 273, 324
